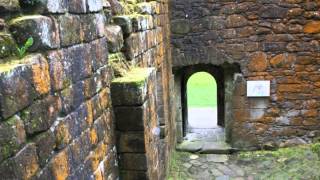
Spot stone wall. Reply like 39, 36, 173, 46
0, 0, 173, 179
170, 0, 320, 149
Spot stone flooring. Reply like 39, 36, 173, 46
169, 146, 320, 180
177, 107, 232, 154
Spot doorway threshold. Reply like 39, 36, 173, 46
177, 127, 233, 154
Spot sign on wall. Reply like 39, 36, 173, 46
247, 81, 270, 97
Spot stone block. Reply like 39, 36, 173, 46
0, 33, 16, 60
0, 143, 39, 179
59, 81, 85, 115
48, 148, 71, 180
113, 16, 132, 35
0, 0, 20, 13
89, 38, 108, 72
47, 50, 71, 91
87, 0, 103, 12
123, 31, 148, 60
0, 115, 26, 162
111, 68, 153, 106
81, 13, 105, 42
225, 14, 248, 28
304, 21, 320, 34
135, 2, 153, 15
119, 153, 147, 170
29, 0, 67, 13
68, 0, 86, 13
92, 88, 111, 120
0, 54, 50, 119
247, 52, 268, 72
64, 44, 92, 82
171, 19, 190, 34
131, 15, 154, 32
56, 14, 81, 47
105, 25, 123, 53
33, 131, 55, 167
115, 102, 147, 131
118, 132, 145, 153
10, 15, 60, 50
21, 95, 61, 135
120, 170, 147, 180
108, 0, 124, 15
259, 5, 288, 19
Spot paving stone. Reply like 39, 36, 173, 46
182, 163, 192, 169
189, 154, 199, 160
176, 141, 203, 153
207, 154, 229, 163
200, 142, 232, 154
190, 160, 202, 166
210, 169, 224, 177
216, 175, 230, 180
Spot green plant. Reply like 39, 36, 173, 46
311, 143, 320, 159
16, 37, 33, 59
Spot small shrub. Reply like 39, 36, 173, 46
16, 37, 33, 59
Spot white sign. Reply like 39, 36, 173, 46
247, 81, 270, 97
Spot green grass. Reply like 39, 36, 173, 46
187, 72, 217, 107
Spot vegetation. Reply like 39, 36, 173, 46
237, 144, 320, 179
187, 72, 217, 107
16, 37, 33, 59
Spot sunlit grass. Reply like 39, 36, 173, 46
187, 72, 217, 107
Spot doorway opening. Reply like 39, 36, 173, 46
184, 71, 225, 145
187, 72, 218, 129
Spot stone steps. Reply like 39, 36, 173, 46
176, 141, 234, 154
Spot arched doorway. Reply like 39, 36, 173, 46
187, 72, 218, 130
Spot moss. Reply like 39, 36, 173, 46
112, 68, 151, 87
0, 60, 23, 73
0, 33, 17, 59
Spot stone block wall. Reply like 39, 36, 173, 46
170, 0, 320, 149
0, 0, 173, 179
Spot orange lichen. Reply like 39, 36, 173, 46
51, 150, 69, 180
304, 21, 320, 34
31, 58, 50, 95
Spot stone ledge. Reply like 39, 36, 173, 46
111, 68, 154, 106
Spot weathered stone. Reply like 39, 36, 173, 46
105, 25, 123, 53
21, 95, 61, 135
113, 16, 132, 35
118, 132, 145, 153
248, 52, 268, 72
0, 115, 26, 162
171, 19, 190, 34
56, 14, 82, 46
10, 15, 60, 50
270, 53, 295, 68
0, 0, 20, 13
111, 68, 152, 106
30, 0, 67, 13
108, 0, 124, 15
0, 143, 39, 179
33, 131, 55, 167
68, 0, 86, 13
87, 0, 103, 12
0, 54, 50, 119
260, 5, 288, 19
135, 2, 153, 15
303, 21, 320, 34
119, 153, 147, 170
115, 103, 147, 131
131, 15, 154, 32
226, 15, 248, 28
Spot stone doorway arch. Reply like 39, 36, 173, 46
181, 64, 225, 137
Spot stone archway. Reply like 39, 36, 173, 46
181, 64, 225, 137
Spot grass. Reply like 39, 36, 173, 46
187, 72, 217, 107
